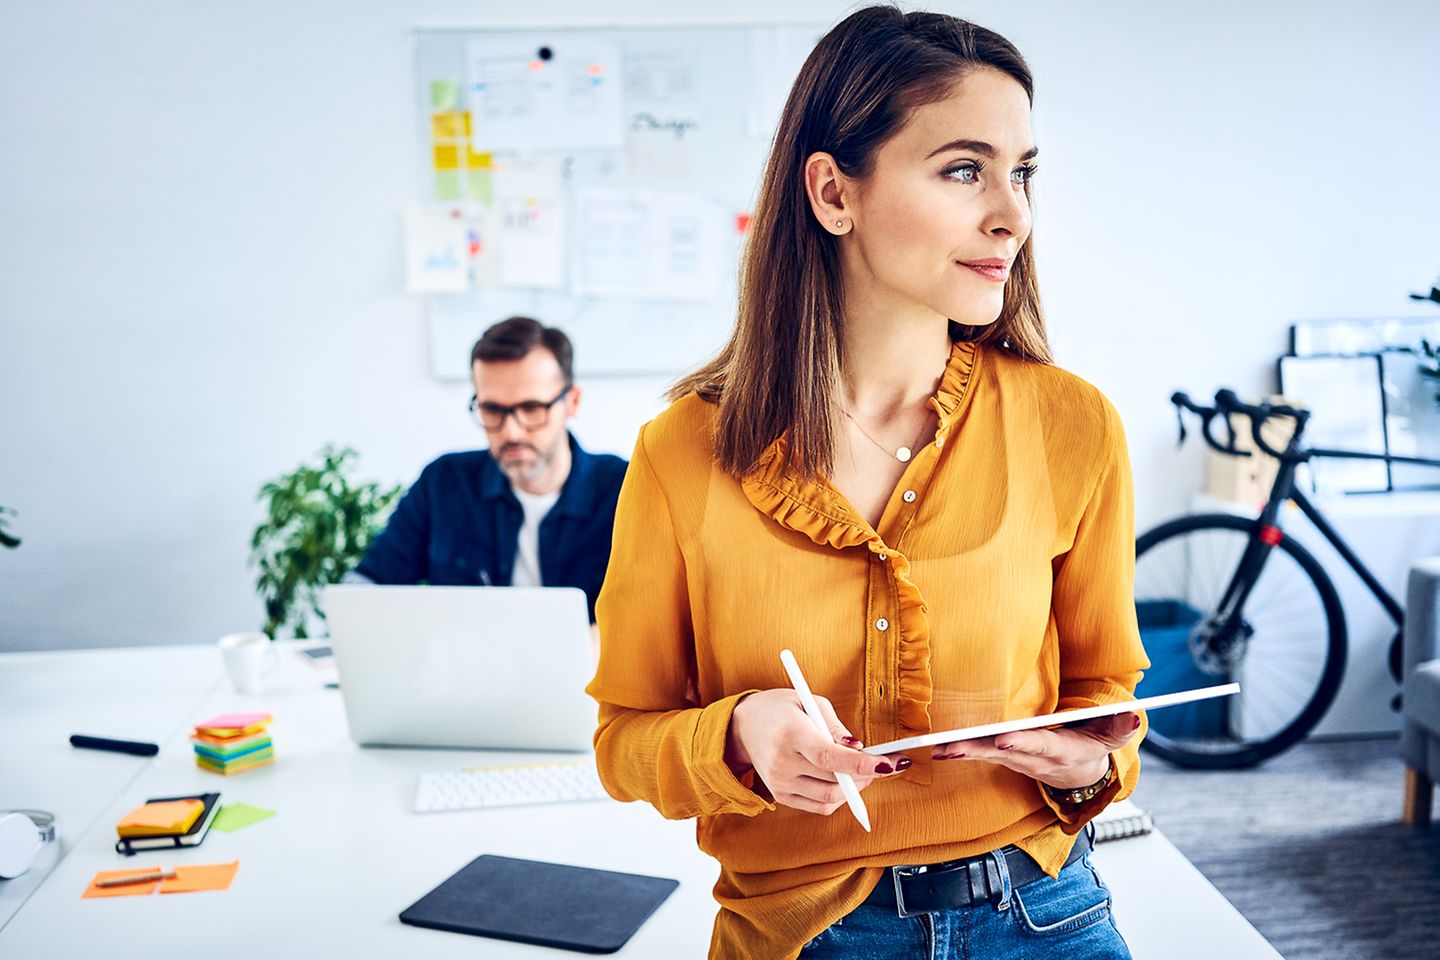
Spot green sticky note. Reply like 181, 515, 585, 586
430, 78, 460, 111
211, 803, 276, 833
434, 170, 463, 201
465, 169, 494, 205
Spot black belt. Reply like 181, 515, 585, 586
862, 827, 1093, 917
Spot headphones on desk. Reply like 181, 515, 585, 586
0, 810, 57, 879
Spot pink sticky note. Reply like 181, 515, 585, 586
194, 713, 271, 731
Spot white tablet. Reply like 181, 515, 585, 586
861, 682, 1240, 755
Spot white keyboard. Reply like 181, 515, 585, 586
414, 760, 610, 813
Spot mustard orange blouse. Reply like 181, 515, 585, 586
587, 341, 1150, 959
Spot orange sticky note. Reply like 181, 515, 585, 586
116, 799, 204, 837
83, 867, 164, 898
160, 860, 239, 894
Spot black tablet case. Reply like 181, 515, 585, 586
399, 854, 679, 954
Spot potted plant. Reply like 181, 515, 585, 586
249, 445, 404, 638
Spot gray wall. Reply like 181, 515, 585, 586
3, 0, 1439, 651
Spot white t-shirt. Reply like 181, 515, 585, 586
511, 487, 560, 587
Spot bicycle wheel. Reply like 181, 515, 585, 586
1133, 513, 1347, 769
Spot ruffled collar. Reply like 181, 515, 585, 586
737, 340, 980, 740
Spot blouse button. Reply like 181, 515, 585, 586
902, 490, 917, 503
875, 617, 889, 632
935, 436, 945, 448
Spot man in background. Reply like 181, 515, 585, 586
351, 316, 627, 624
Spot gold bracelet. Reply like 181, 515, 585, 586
1045, 756, 1116, 806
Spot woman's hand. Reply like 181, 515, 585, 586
930, 712, 1141, 790
726, 689, 909, 815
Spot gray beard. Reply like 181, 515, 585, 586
498, 440, 559, 487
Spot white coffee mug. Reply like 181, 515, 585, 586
218, 632, 280, 694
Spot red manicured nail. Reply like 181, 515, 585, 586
896, 757, 912, 771
875, 762, 894, 774
998, 743, 1014, 751
1130, 715, 1142, 732
842, 736, 862, 747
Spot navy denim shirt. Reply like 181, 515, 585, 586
354, 433, 627, 622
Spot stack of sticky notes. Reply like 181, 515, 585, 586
116, 799, 206, 838
191, 712, 274, 776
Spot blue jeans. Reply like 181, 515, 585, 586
799, 851, 1131, 959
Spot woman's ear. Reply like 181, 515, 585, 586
803, 152, 854, 236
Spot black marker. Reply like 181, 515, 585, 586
69, 734, 159, 757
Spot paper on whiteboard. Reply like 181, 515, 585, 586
493, 158, 567, 289
573, 189, 728, 301
746, 26, 823, 140
623, 50, 697, 105
460, 205, 502, 288
427, 290, 555, 381
404, 207, 470, 294
467, 35, 624, 152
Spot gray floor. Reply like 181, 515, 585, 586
1129, 735, 1440, 960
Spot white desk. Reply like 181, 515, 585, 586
0, 646, 1283, 959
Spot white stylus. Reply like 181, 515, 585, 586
779, 649, 871, 832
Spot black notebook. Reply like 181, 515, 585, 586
114, 792, 222, 857
399, 855, 679, 954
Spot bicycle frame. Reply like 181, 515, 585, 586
1174, 389, 1440, 676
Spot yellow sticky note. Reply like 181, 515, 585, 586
431, 110, 470, 141
466, 148, 492, 170
432, 144, 460, 171
160, 860, 239, 894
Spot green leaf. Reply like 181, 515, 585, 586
248, 445, 407, 637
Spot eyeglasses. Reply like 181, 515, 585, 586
468, 385, 571, 430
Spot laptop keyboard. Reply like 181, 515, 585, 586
414, 760, 610, 813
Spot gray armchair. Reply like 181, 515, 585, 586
1403, 557, 1440, 825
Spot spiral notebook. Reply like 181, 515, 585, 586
1091, 799, 1155, 844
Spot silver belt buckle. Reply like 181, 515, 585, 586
891, 863, 928, 919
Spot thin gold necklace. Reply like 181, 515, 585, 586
842, 407, 932, 463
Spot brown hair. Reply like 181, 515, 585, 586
670, 5, 1051, 479
471, 316, 574, 385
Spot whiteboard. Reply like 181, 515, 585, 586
414, 25, 825, 379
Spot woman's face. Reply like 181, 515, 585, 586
843, 67, 1036, 328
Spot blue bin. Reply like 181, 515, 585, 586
1135, 599, 1228, 739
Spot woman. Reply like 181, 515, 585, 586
587, 7, 1149, 958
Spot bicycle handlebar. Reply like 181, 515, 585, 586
1170, 389, 1311, 462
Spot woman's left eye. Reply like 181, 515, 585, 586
942, 162, 980, 184
1011, 164, 1039, 186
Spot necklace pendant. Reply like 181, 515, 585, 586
896, 446, 912, 463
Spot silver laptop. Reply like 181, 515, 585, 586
323, 585, 595, 751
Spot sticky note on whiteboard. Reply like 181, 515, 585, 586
405, 207, 470, 294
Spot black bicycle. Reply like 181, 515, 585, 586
1134, 388, 1440, 769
